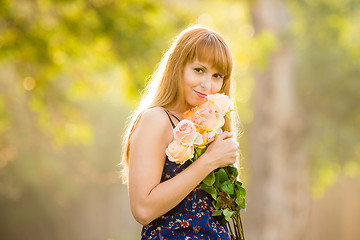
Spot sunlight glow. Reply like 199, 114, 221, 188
198, 14, 213, 27
240, 24, 254, 39
23, 76, 36, 91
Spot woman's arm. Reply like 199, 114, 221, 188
128, 107, 237, 225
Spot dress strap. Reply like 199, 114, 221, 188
169, 112, 180, 122
164, 110, 176, 128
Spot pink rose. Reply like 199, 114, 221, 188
201, 93, 231, 116
165, 140, 194, 164
174, 119, 203, 146
190, 108, 222, 132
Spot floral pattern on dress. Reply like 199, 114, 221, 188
141, 158, 232, 240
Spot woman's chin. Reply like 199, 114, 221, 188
190, 101, 205, 108
185, 97, 207, 109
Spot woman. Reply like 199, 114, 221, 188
121, 25, 240, 239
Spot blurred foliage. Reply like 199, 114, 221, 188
0, 0, 260, 239
0, 0, 192, 238
287, 0, 360, 198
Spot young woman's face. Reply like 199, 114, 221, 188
182, 59, 224, 108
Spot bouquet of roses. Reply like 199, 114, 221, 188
165, 93, 246, 240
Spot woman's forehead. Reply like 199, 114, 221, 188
193, 50, 229, 75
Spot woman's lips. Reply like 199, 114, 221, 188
194, 90, 207, 98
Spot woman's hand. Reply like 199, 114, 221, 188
202, 131, 239, 170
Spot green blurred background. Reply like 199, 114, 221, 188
0, 0, 359, 239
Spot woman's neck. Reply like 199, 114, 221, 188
166, 103, 192, 119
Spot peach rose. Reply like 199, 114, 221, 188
215, 113, 225, 129
202, 93, 231, 116
199, 128, 223, 148
174, 119, 203, 146
183, 106, 200, 122
187, 108, 225, 132
165, 140, 194, 164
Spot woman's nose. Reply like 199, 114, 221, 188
200, 74, 211, 90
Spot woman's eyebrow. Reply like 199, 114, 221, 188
197, 63, 208, 69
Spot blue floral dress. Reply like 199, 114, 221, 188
141, 110, 231, 240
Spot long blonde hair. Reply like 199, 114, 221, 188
120, 25, 238, 184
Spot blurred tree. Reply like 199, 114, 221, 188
287, 0, 360, 198
246, 0, 360, 239
246, 0, 309, 239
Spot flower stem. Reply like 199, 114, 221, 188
238, 212, 245, 240
227, 221, 235, 240
234, 213, 245, 240
232, 217, 240, 240
236, 218, 242, 240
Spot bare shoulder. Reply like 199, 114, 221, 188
131, 107, 173, 146
141, 107, 169, 124
138, 107, 171, 131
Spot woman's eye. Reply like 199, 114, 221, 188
194, 68, 203, 73
214, 73, 223, 79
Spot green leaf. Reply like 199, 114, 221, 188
200, 183, 216, 196
212, 200, 219, 209
212, 209, 223, 216
215, 199, 224, 209
223, 208, 235, 219
237, 186, 246, 198
211, 192, 217, 200
195, 147, 202, 156
223, 208, 235, 222
221, 181, 234, 195
235, 197, 241, 206
216, 168, 228, 182
214, 173, 221, 189
228, 165, 238, 178
235, 181, 242, 188
236, 197, 246, 209
193, 147, 207, 161
202, 171, 215, 186
195, 147, 207, 156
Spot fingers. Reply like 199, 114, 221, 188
208, 131, 240, 168
217, 132, 239, 152
223, 138, 239, 150
217, 131, 234, 140
225, 152, 238, 166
